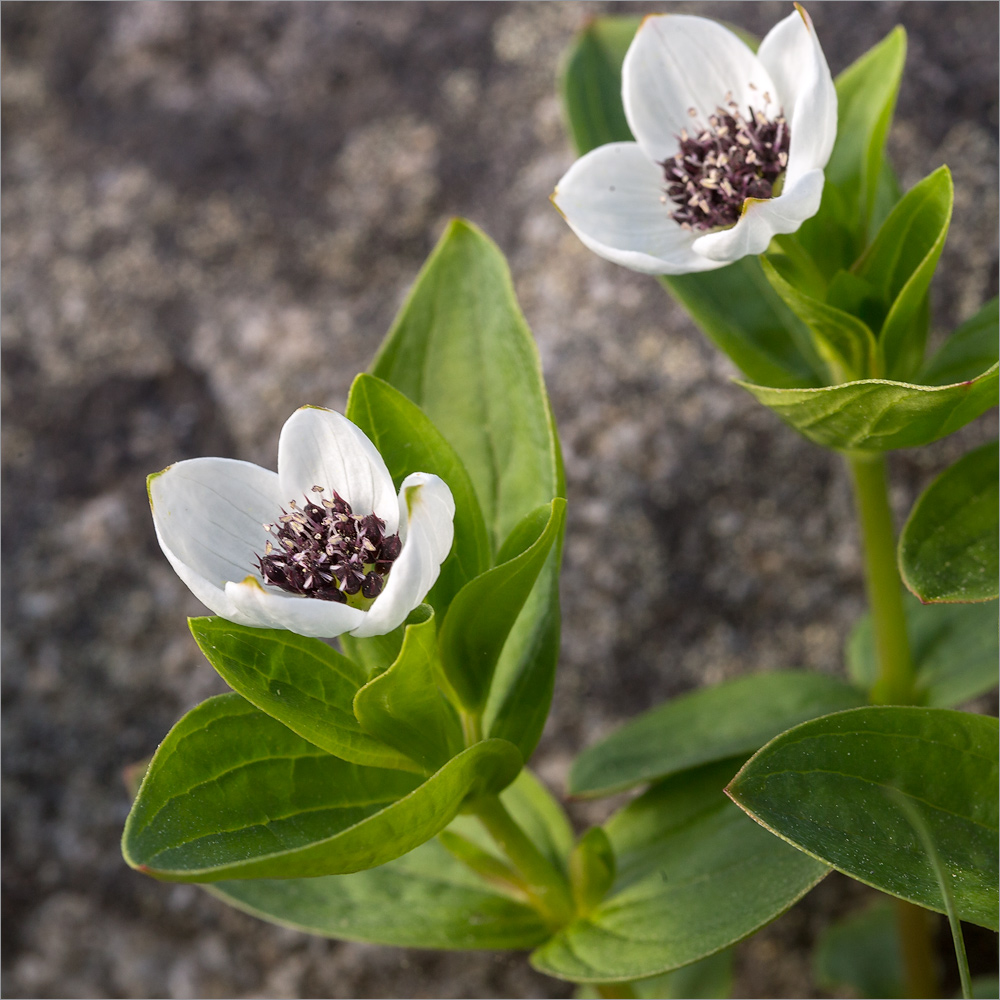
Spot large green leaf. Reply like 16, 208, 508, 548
738, 362, 998, 451
122, 693, 522, 881
576, 950, 733, 1000
188, 618, 414, 772
569, 671, 867, 798
727, 706, 999, 930
920, 298, 999, 386
531, 759, 828, 982
439, 500, 565, 714
353, 608, 464, 773
847, 594, 999, 708
899, 440, 999, 603
371, 218, 565, 762
208, 835, 550, 951
854, 167, 953, 380
345, 374, 492, 614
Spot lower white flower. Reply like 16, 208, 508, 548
553, 5, 837, 274
148, 406, 455, 639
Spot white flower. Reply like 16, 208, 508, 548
148, 406, 455, 639
553, 5, 837, 274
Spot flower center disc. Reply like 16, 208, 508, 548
256, 486, 401, 608
662, 98, 790, 231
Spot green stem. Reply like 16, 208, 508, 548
845, 451, 915, 705
469, 794, 574, 930
460, 709, 483, 745
595, 984, 638, 999
847, 452, 939, 997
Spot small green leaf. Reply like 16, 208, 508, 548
339, 622, 406, 679
760, 256, 877, 381
122, 693, 522, 881
855, 167, 953, 380
353, 607, 464, 773
727, 706, 999, 930
532, 759, 828, 982
208, 834, 550, 950
188, 618, 414, 772
569, 827, 616, 916
814, 900, 905, 999
920, 298, 999, 386
847, 594, 998, 708
439, 499, 566, 713
346, 374, 492, 614
569, 671, 866, 798
738, 362, 999, 452
575, 951, 733, 1000
899, 441, 999, 603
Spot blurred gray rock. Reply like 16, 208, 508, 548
2, 3, 996, 997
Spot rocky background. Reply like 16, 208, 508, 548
2, 2, 996, 997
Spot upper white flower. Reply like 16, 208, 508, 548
148, 406, 455, 639
553, 5, 837, 274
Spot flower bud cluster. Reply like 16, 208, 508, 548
257, 486, 402, 605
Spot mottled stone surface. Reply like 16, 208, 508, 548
2, 3, 996, 997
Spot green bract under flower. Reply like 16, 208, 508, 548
148, 406, 455, 639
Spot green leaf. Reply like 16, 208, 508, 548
814, 900, 905, 999
559, 15, 640, 154
339, 622, 406, 679
727, 706, 999, 930
439, 499, 566, 713
899, 440, 999, 603
122, 693, 522, 881
847, 594, 998, 708
920, 298, 999, 386
854, 167, 953, 379
760, 256, 877, 381
532, 759, 829, 982
569, 827, 616, 916
575, 951, 733, 1000
569, 671, 866, 798
345, 374, 492, 614
208, 835, 550, 950
738, 362, 999, 452
353, 607, 464, 773
371, 218, 565, 762
188, 618, 415, 772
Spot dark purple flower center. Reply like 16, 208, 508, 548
256, 486, 401, 607
661, 98, 790, 231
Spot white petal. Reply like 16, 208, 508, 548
225, 577, 366, 638
757, 6, 837, 184
350, 472, 455, 639
623, 14, 777, 163
149, 458, 284, 621
553, 143, 725, 276
691, 168, 825, 262
277, 406, 399, 533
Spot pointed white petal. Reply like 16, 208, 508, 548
553, 143, 725, 275
277, 406, 399, 533
623, 14, 777, 163
149, 458, 283, 620
757, 6, 837, 184
691, 168, 825, 262
225, 577, 366, 638
350, 473, 455, 639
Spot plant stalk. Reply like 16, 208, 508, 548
846, 451, 940, 997
470, 794, 574, 930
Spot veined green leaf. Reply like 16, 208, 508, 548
854, 167, 953, 380
208, 834, 549, 951
346, 374, 492, 614
847, 594, 998, 708
738, 362, 998, 451
439, 499, 565, 714
122, 693, 521, 881
920, 298, 999, 386
569, 671, 866, 798
353, 607, 464, 773
188, 618, 414, 772
532, 759, 828, 982
727, 706, 999, 930
899, 440, 999, 603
